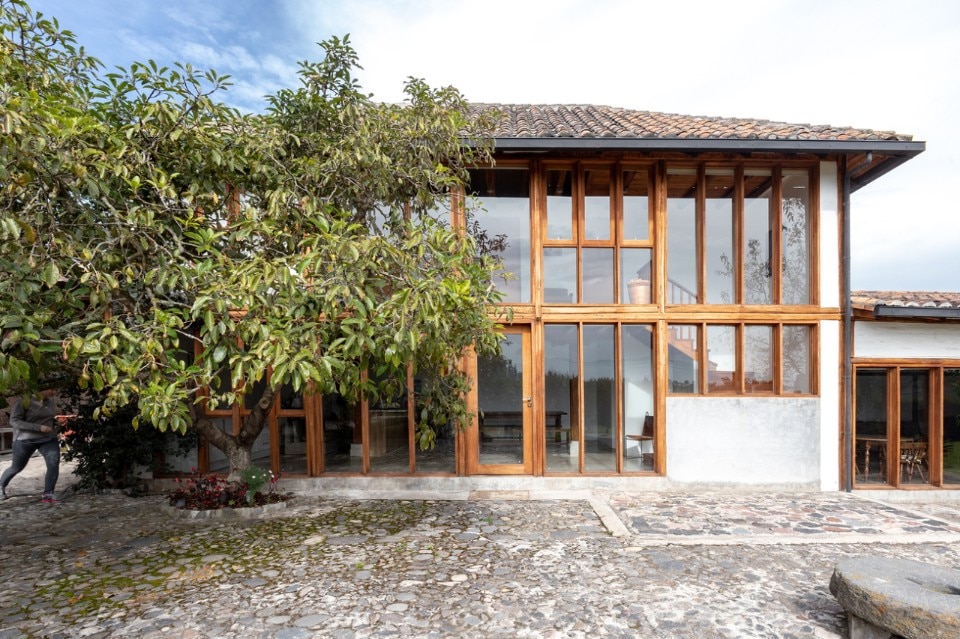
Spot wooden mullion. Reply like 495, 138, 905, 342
654, 162, 667, 311
888, 367, 900, 487
809, 163, 821, 306
696, 165, 706, 304
654, 319, 667, 474
735, 165, 745, 305
930, 368, 943, 486
360, 369, 370, 474
772, 166, 783, 304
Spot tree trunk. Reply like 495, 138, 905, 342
189, 387, 274, 483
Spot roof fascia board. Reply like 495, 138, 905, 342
872, 307, 960, 320
486, 137, 926, 155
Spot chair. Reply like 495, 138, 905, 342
626, 414, 654, 465
900, 441, 928, 483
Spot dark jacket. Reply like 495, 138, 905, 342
9, 396, 58, 443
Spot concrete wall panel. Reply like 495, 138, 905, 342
666, 397, 821, 486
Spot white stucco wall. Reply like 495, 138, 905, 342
855, 322, 960, 359
666, 397, 821, 486
819, 162, 840, 309
819, 320, 840, 490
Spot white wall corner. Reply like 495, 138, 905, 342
820, 320, 841, 490
819, 161, 840, 309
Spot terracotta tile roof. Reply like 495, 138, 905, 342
852, 291, 960, 318
471, 104, 914, 142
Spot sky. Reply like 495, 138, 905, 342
26, 0, 960, 292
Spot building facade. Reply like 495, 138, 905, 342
181, 105, 935, 491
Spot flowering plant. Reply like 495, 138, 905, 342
167, 468, 287, 510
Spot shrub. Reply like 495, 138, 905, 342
60, 385, 196, 492
168, 468, 286, 510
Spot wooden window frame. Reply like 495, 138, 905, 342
666, 322, 819, 396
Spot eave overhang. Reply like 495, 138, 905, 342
478, 137, 925, 192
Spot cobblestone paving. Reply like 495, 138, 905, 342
3, 462, 960, 638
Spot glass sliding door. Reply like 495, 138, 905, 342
583, 325, 616, 472
474, 327, 532, 473
622, 325, 655, 472
544, 325, 579, 472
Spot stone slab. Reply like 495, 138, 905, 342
830, 556, 960, 639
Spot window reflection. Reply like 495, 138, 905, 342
705, 170, 735, 304
622, 169, 650, 241
543, 248, 577, 303
583, 168, 611, 240
583, 325, 616, 472
667, 169, 698, 304
582, 248, 614, 304
544, 325, 579, 473
546, 169, 573, 240
621, 248, 652, 304
782, 170, 811, 305
744, 325, 773, 392
668, 325, 699, 393
706, 325, 736, 393
622, 325, 655, 472
744, 170, 773, 304
468, 168, 531, 304
783, 325, 811, 394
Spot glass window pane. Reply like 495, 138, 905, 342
583, 168, 611, 241
322, 394, 362, 473
412, 374, 456, 474
621, 248, 652, 304
622, 169, 650, 241
280, 384, 304, 410
744, 325, 773, 393
706, 325, 736, 393
667, 169, 698, 304
744, 170, 773, 304
899, 370, 930, 486
368, 373, 410, 473
622, 325, 655, 472
783, 325, 811, 394
468, 168, 531, 304
243, 374, 268, 411
583, 325, 616, 471
668, 325, 698, 393
782, 170, 811, 305
278, 416, 307, 474
855, 369, 888, 485
206, 417, 235, 474
546, 169, 573, 240
543, 248, 577, 303
544, 325, 579, 473
943, 370, 960, 485
582, 248, 614, 304
705, 170, 735, 304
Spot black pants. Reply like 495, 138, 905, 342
0, 438, 60, 494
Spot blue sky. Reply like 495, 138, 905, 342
28, 0, 960, 291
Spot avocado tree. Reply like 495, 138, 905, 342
0, 0, 505, 478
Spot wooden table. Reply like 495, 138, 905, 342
856, 435, 888, 482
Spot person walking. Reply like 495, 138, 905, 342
0, 387, 68, 503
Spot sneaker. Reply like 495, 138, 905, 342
40, 492, 59, 503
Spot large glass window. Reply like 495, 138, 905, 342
622, 168, 650, 241
583, 325, 616, 472
545, 168, 573, 240
667, 168, 698, 304
705, 169, 735, 304
668, 325, 699, 393
468, 167, 531, 304
855, 369, 888, 485
744, 325, 773, 393
583, 167, 611, 241
544, 325, 579, 473
743, 169, 773, 304
782, 170, 811, 305
668, 323, 814, 396
622, 325, 655, 471
944, 369, 960, 485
